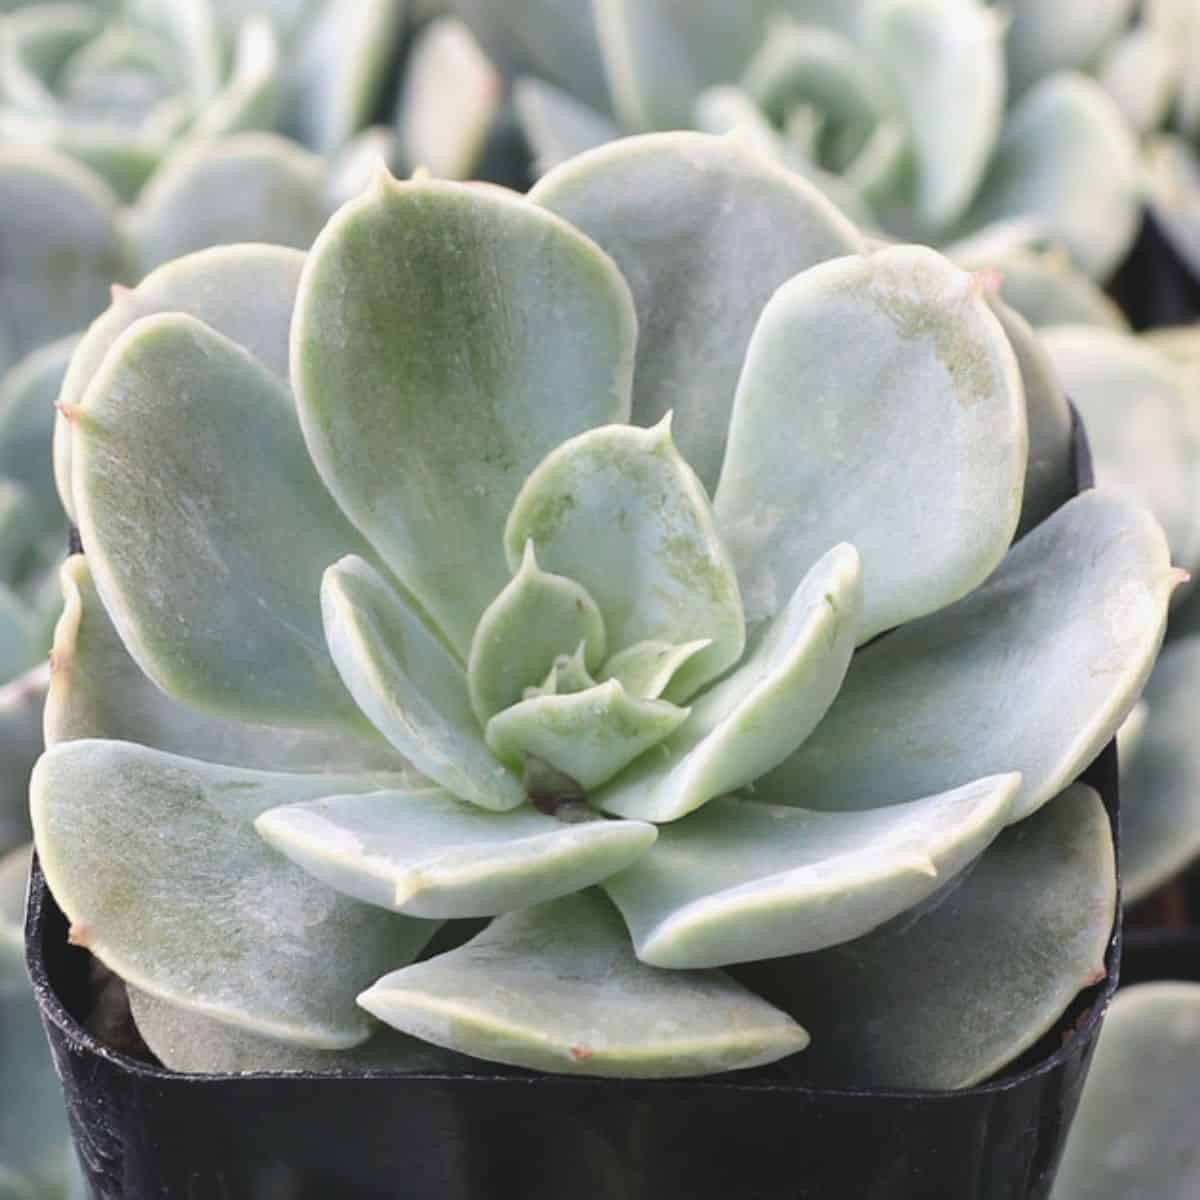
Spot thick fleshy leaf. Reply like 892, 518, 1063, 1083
0, 146, 129, 361
532, 132, 863, 492
127, 983, 474, 1075
132, 133, 328, 272
1040, 325, 1200, 575
32, 739, 429, 1047
0, 664, 48, 855
45, 555, 407, 773
599, 638, 710, 701
958, 74, 1139, 280
512, 78, 622, 178
468, 542, 605, 726
55, 242, 305, 522
530, 644, 596, 698
505, 418, 744, 699
359, 890, 808, 1078
865, 0, 1005, 229
985, 298, 1074, 538
281, 0, 405, 154
609, 773, 1018, 969
0, 336, 72, 548
714, 245, 1025, 637
597, 543, 860, 823
293, 172, 636, 657
1121, 638, 1200, 903
396, 18, 501, 180
1054, 983, 1200, 1200
486, 681, 689, 790
323, 556, 526, 812
736, 783, 1114, 1089
1002, 0, 1137, 96
757, 491, 1174, 822
257, 786, 657, 917
71, 313, 379, 727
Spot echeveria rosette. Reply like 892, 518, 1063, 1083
470, 0, 1142, 283
1053, 983, 1200, 1199
33, 133, 1173, 1083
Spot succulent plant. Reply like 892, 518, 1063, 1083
33, 134, 1173, 1082
451, 0, 1144, 282
1053, 982, 1200, 1199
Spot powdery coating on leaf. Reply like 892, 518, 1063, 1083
714, 244, 1026, 638
1054, 983, 1200, 1199
46, 555, 407, 773
758, 490, 1174, 822
72, 313, 379, 727
359, 890, 808, 1077
532, 131, 864, 493
735, 783, 1115, 1090
607, 773, 1018, 968
256, 786, 656, 918
291, 172, 636, 659
31, 739, 430, 1047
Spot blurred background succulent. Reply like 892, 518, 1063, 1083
31, 134, 1173, 1084
1052, 982, 1200, 1199
444, 0, 1144, 285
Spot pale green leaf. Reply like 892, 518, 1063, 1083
359, 890, 808, 1078
0, 666, 46, 856
599, 638, 710, 701
72, 313, 380, 728
1002, 0, 1137, 96
31, 739, 429, 1047
505, 418, 744, 700
323, 555, 527, 812
293, 172, 636, 658
512, 78, 622, 178
608, 773, 1018, 969
714, 244, 1025, 638
486, 680, 689, 790
45, 555, 408, 774
467, 542, 605, 726
257, 786, 657, 917
757, 491, 1173, 822
532, 131, 863, 492
736, 783, 1115, 1089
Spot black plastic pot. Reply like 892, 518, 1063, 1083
26, 417, 1123, 1200
1108, 211, 1200, 331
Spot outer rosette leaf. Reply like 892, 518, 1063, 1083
71, 313, 381, 728
31, 740, 429, 1048
759, 491, 1175, 822
359, 890, 809, 1078
532, 131, 864, 492
1002, 0, 1138, 97
608, 773, 1018, 970
256, 786, 657, 918
736, 783, 1115, 1089
504, 418, 744, 700
292, 172, 637, 659
714, 244, 1026, 637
